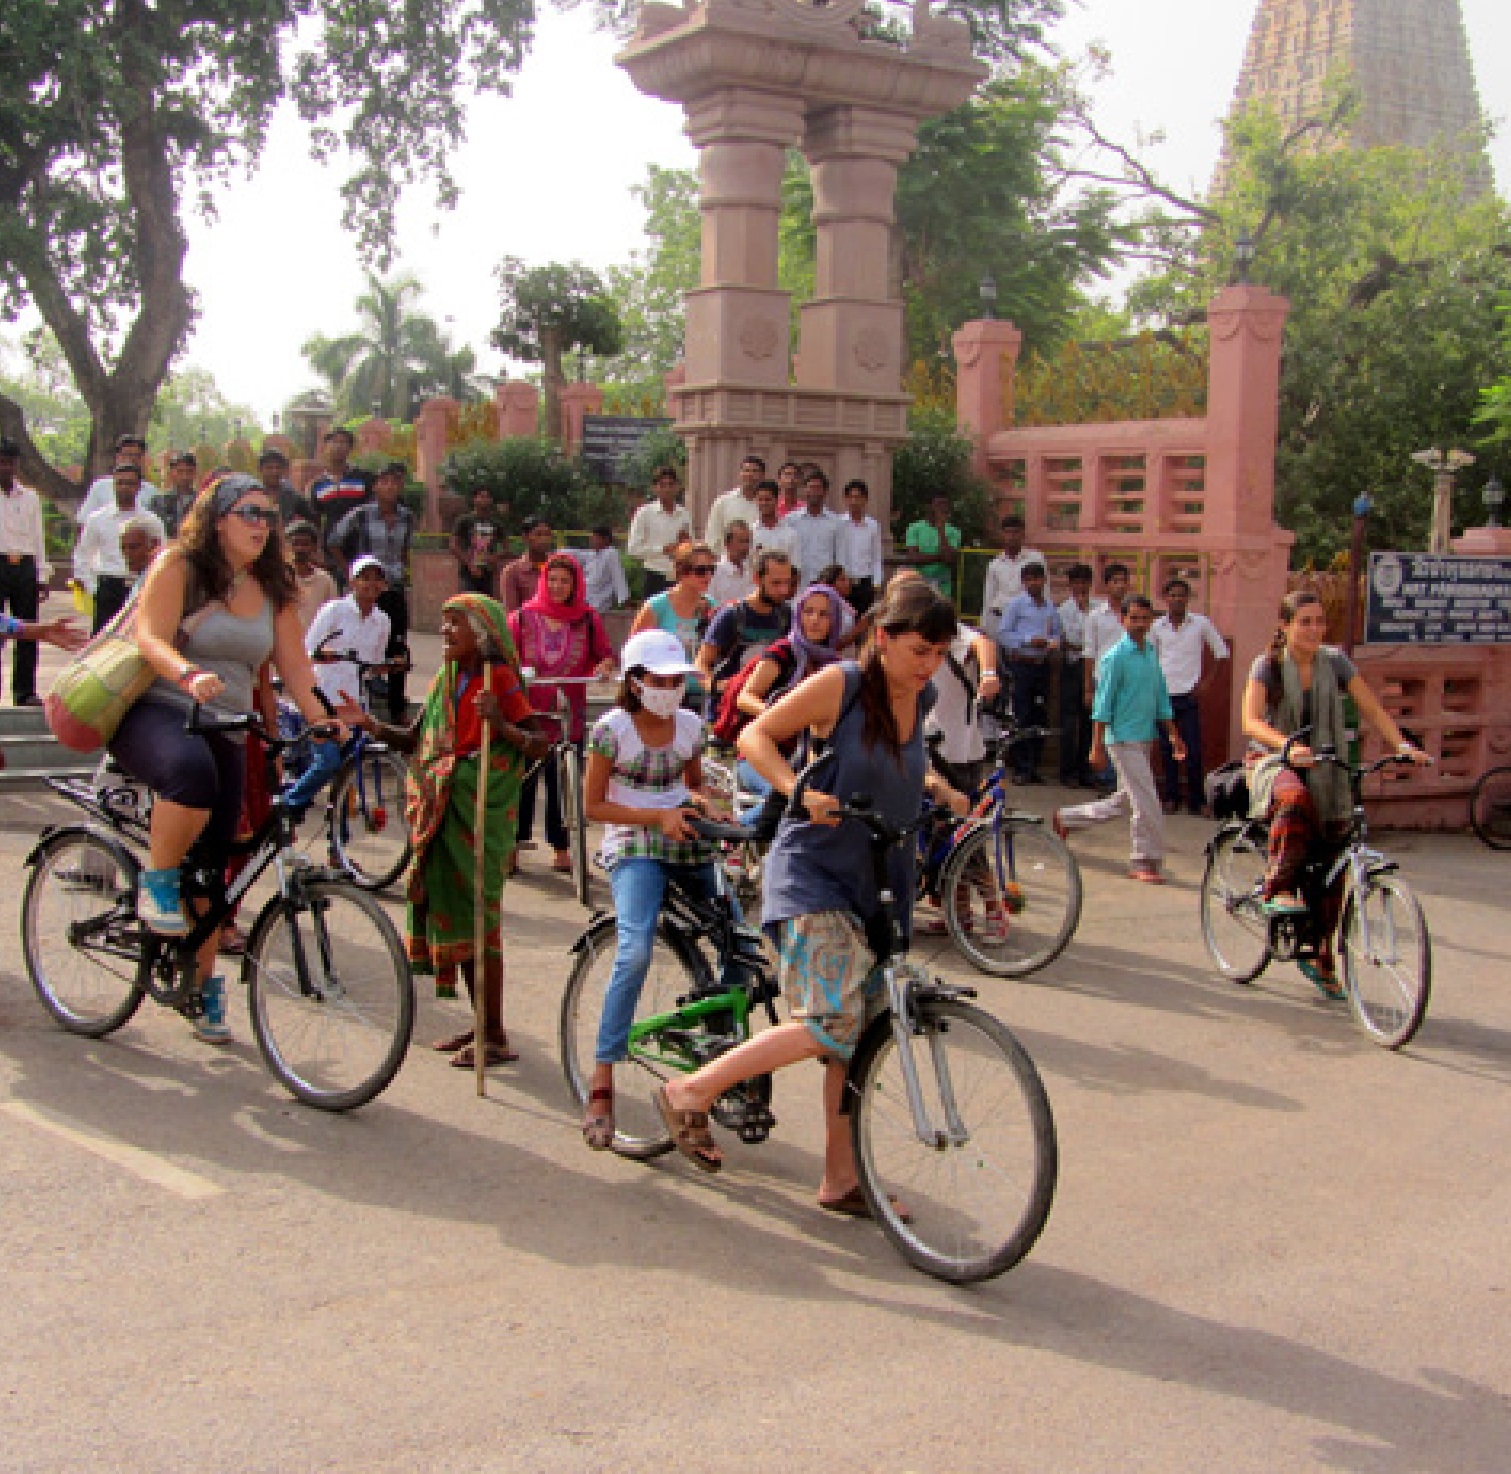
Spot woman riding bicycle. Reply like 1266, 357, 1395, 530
108, 473, 343, 1042
1242, 589, 1431, 995
656, 578, 968, 1200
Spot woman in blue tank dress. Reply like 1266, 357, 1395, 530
655, 577, 968, 1204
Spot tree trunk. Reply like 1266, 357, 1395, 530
541, 324, 565, 445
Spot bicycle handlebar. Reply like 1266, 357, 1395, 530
186, 702, 339, 753
1279, 726, 1419, 782
788, 746, 948, 851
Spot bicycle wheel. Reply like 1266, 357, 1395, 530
1199, 824, 1272, 984
849, 995, 1058, 1285
559, 915, 712, 1159
559, 743, 592, 909
1469, 765, 1511, 850
328, 747, 412, 891
1338, 874, 1431, 1050
245, 879, 414, 1110
22, 829, 146, 1037
940, 819, 1081, 978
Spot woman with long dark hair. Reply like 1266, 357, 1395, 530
653, 578, 968, 1200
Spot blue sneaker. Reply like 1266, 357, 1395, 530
192, 974, 232, 1045
138, 867, 188, 935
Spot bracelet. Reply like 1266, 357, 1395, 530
176, 666, 201, 689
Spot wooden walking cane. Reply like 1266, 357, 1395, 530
472, 660, 492, 1098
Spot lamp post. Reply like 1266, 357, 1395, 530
1484, 474, 1506, 529
1411, 447, 1475, 554
1232, 229, 1256, 285
1343, 492, 1372, 655
978, 272, 997, 321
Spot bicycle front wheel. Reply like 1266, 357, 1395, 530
559, 743, 592, 909
22, 829, 146, 1037
245, 880, 414, 1110
849, 996, 1058, 1285
559, 915, 712, 1159
1339, 874, 1431, 1049
328, 748, 412, 891
940, 820, 1081, 978
1469, 765, 1511, 850
1199, 824, 1271, 984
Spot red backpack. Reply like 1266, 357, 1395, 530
710, 639, 797, 747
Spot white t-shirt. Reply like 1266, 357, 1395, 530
704, 488, 761, 556
709, 557, 755, 607
982, 549, 1046, 637
1084, 606, 1127, 685
1152, 612, 1230, 696
926, 623, 986, 766
304, 595, 391, 708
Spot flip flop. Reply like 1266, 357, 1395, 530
818, 1187, 913, 1224
582, 1087, 615, 1151
653, 1084, 722, 1173
1261, 895, 1307, 916
449, 1041, 520, 1069
1298, 959, 1346, 1001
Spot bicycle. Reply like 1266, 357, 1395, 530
699, 742, 773, 912
516, 674, 592, 908
1468, 762, 1511, 849
22, 704, 415, 1110
288, 644, 413, 892
1199, 734, 1432, 1049
558, 752, 1059, 1285
915, 726, 1083, 978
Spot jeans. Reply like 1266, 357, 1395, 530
281, 736, 343, 814
0, 555, 39, 701
1158, 691, 1204, 810
596, 858, 732, 1064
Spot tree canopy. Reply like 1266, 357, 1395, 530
0, 0, 533, 499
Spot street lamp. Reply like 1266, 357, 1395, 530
1232, 229, 1256, 285
1411, 447, 1475, 554
1484, 475, 1506, 529
1343, 492, 1373, 654
978, 273, 997, 321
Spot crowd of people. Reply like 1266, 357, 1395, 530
0, 429, 1432, 1179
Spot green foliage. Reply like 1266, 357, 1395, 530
440, 437, 620, 533
617, 425, 687, 492
1474, 303, 1511, 445
1015, 329, 1208, 426
151, 366, 262, 450
492, 260, 624, 366
891, 405, 993, 545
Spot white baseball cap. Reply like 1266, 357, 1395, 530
348, 555, 388, 581
620, 628, 696, 677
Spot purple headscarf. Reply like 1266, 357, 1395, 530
790, 583, 853, 678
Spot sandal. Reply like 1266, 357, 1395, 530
1298, 958, 1346, 1001
449, 1039, 520, 1069
551, 850, 573, 873
582, 1087, 615, 1151
1262, 893, 1307, 916
818, 1186, 913, 1224
652, 1084, 722, 1173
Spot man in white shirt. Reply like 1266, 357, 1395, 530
1152, 576, 1231, 814
282, 556, 392, 816
626, 465, 692, 597
703, 453, 764, 556
75, 464, 167, 633
835, 478, 885, 614
749, 480, 798, 562
782, 467, 842, 587
980, 514, 1045, 641
576, 524, 630, 613
708, 518, 756, 607
0, 435, 55, 705
1055, 562, 1104, 786
75, 432, 158, 525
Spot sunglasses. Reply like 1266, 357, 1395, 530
687, 564, 717, 576
229, 505, 279, 527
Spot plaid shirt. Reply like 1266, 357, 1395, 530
589, 708, 712, 867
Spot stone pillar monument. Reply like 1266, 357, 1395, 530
558, 382, 606, 456
415, 397, 457, 532
618, 0, 985, 531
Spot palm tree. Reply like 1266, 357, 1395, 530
303, 274, 483, 420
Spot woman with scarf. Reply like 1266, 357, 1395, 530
1242, 590, 1430, 997
508, 552, 616, 874
354, 594, 551, 1068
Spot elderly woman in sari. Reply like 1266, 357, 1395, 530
352, 593, 551, 1069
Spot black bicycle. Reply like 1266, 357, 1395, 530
22, 705, 415, 1110
559, 752, 1059, 1285
1469, 763, 1511, 849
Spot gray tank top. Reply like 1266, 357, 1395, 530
761, 663, 932, 939
141, 593, 276, 727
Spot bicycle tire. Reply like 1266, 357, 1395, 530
559, 743, 592, 909
940, 819, 1081, 978
1199, 823, 1272, 984
245, 879, 415, 1110
21, 828, 147, 1037
1339, 874, 1431, 1050
1469, 765, 1511, 850
328, 748, 412, 892
848, 995, 1058, 1285
559, 914, 713, 1159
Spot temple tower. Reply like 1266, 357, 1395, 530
1218, 0, 1491, 195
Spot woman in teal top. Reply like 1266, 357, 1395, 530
628, 538, 716, 709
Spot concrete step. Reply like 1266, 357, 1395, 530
0, 703, 96, 788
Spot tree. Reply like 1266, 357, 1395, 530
151, 365, 261, 453
0, 0, 534, 502
303, 273, 481, 421
492, 260, 624, 444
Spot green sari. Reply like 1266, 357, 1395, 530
404, 595, 531, 987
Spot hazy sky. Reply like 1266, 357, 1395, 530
176, 0, 1511, 422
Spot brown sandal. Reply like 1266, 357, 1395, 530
582, 1087, 615, 1151
653, 1084, 722, 1173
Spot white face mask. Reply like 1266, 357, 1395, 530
635, 678, 684, 718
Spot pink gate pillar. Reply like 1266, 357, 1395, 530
952, 319, 1022, 478
558, 383, 605, 456
415, 397, 458, 532
494, 382, 540, 439
354, 416, 393, 457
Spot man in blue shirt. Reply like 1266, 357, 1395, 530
1053, 596, 1185, 883
997, 561, 1060, 784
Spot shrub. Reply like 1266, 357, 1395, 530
891, 404, 993, 544
441, 435, 621, 532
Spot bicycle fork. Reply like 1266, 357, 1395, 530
880, 961, 974, 1150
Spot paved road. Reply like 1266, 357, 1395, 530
0, 783, 1507, 1473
